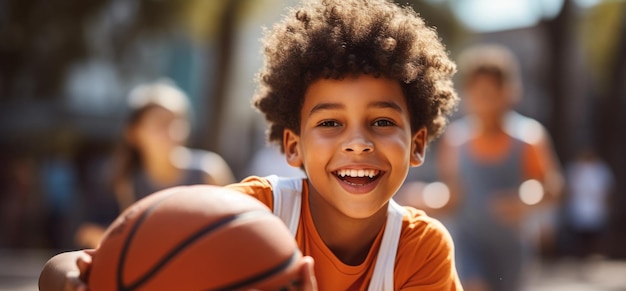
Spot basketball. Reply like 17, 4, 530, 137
88, 185, 301, 291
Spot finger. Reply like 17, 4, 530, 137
76, 250, 94, 283
300, 256, 317, 291
64, 271, 88, 291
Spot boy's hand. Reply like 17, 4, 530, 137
39, 250, 94, 291
73, 249, 94, 290
300, 256, 318, 291
63, 270, 87, 291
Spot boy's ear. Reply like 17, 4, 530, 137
410, 127, 427, 167
283, 129, 303, 168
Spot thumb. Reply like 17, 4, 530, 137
64, 271, 88, 291
76, 249, 94, 284
300, 256, 317, 291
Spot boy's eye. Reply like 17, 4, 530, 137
373, 119, 395, 127
318, 120, 341, 127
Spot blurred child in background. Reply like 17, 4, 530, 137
74, 80, 235, 248
437, 44, 563, 291
564, 148, 613, 261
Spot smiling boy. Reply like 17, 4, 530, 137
39, 0, 461, 290
223, 0, 461, 288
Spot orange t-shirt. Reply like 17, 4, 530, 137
226, 176, 462, 290
466, 132, 544, 181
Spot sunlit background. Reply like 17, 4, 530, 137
1, 0, 625, 290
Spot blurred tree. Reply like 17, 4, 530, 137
0, 0, 262, 153
0, 0, 107, 100
592, 2, 626, 258
0, 0, 195, 100
401, 0, 468, 54
197, 0, 245, 153
542, 0, 575, 163
542, 0, 626, 258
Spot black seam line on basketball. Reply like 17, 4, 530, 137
117, 190, 180, 291
210, 249, 300, 291
123, 209, 274, 291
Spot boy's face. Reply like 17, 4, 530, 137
464, 73, 512, 123
283, 75, 426, 219
129, 106, 189, 154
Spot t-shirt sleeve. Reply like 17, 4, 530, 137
224, 176, 275, 210
522, 142, 544, 181
395, 208, 463, 290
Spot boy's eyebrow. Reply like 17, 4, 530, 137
309, 101, 403, 116
370, 101, 404, 113
309, 102, 344, 116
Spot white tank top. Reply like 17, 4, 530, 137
265, 175, 405, 290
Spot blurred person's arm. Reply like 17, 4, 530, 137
435, 133, 463, 215
39, 250, 93, 291
178, 147, 236, 186
201, 151, 236, 186
74, 223, 106, 249
522, 125, 564, 205
519, 124, 564, 252
535, 130, 564, 203
506, 112, 564, 205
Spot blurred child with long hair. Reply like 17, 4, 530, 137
75, 80, 235, 248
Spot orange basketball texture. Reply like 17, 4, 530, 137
88, 185, 299, 291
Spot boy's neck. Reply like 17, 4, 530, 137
307, 184, 388, 266
477, 119, 505, 136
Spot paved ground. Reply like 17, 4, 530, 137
2, 249, 626, 290
0, 249, 56, 291
524, 257, 626, 291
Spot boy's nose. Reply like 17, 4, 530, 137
342, 136, 374, 154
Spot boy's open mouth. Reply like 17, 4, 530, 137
333, 169, 381, 186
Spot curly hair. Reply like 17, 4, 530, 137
253, 0, 458, 152
456, 44, 522, 100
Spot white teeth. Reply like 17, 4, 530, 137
337, 169, 379, 178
